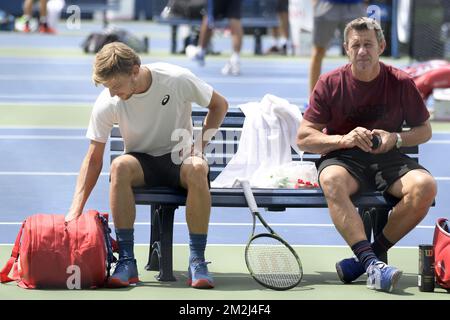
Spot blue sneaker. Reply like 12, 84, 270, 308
187, 258, 214, 289
366, 261, 403, 292
336, 257, 365, 283
106, 258, 140, 288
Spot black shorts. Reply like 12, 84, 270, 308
316, 147, 427, 197
128, 152, 211, 189
211, 0, 242, 20
128, 152, 182, 188
276, 0, 288, 13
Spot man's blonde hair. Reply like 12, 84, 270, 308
344, 17, 385, 45
92, 42, 141, 85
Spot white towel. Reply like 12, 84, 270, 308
211, 94, 303, 188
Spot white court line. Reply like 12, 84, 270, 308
0, 243, 426, 248
0, 135, 86, 140
0, 75, 308, 84
0, 221, 436, 228
0, 95, 306, 105
0, 172, 109, 176
1, 134, 450, 144
1, 171, 450, 181
0, 94, 97, 100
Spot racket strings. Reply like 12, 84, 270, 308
246, 236, 302, 289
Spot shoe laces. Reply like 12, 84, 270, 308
114, 257, 135, 272
191, 259, 211, 274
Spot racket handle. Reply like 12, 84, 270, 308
239, 179, 259, 213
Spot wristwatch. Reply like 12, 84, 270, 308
395, 133, 403, 149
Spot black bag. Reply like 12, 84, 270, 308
0, 9, 14, 31
162, 0, 206, 20
82, 28, 148, 54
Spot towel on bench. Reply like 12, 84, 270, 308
211, 94, 303, 188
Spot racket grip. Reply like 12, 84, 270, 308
239, 179, 259, 213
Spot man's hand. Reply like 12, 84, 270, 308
65, 210, 81, 222
339, 126, 374, 152
370, 129, 398, 154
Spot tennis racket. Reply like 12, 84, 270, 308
238, 179, 303, 290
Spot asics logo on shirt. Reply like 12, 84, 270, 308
161, 95, 170, 106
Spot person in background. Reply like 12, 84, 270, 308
193, 0, 243, 76
309, 0, 366, 93
266, 0, 290, 55
19, 0, 55, 33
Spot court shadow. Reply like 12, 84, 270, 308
304, 271, 416, 296
136, 270, 313, 292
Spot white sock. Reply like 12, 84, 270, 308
197, 47, 206, 56
230, 52, 240, 63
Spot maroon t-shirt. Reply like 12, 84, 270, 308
303, 62, 430, 135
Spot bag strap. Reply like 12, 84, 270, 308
0, 221, 26, 283
98, 214, 116, 279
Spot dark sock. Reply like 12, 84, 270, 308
189, 233, 207, 261
115, 228, 135, 260
371, 232, 394, 258
352, 240, 378, 270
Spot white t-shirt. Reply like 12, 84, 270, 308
86, 62, 213, 157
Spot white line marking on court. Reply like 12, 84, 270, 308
0, 75, 308, 84
0, 243, 427, 248
0, 135, 86, 140
0, 172, 108, 176
0, 96, 306, 105
1, 171, 450, 181
426, 140, 450, 144
0, 94, 97, 100
0, 222, 436, 228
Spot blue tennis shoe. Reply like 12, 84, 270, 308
106, 258, 140, 288
187, 257, 214, 289
366, 261, 403, 292
336, 256, 365, 283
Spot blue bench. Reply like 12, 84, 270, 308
153, 16, 279, 55
110, 108, 425, 281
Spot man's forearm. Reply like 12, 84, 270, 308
69, 156, 103, 216
298, 128, 344, 155
398, 122, 432, 147
197, 99, 228, 152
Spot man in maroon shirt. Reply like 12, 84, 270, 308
297, 17, 437, 292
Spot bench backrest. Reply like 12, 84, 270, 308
151, 0, 278, 20
110, 108, 419, 181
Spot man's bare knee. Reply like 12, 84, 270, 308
320, 167, 358, 200
110, 156, 143, 186
407, 174, 437, 208
182, 159, 209, 190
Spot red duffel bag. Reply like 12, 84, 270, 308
433, 217, 450, 290
0, 210, 115, 289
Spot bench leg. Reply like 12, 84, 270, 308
358, 207, 389, 264
145, 204, 177, 281
359, 207, 373, 242
253, 28, 263, 55
171, 25, 178, 54
145, 205, 160, 271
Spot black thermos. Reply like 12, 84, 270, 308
418, 244, 435, 292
